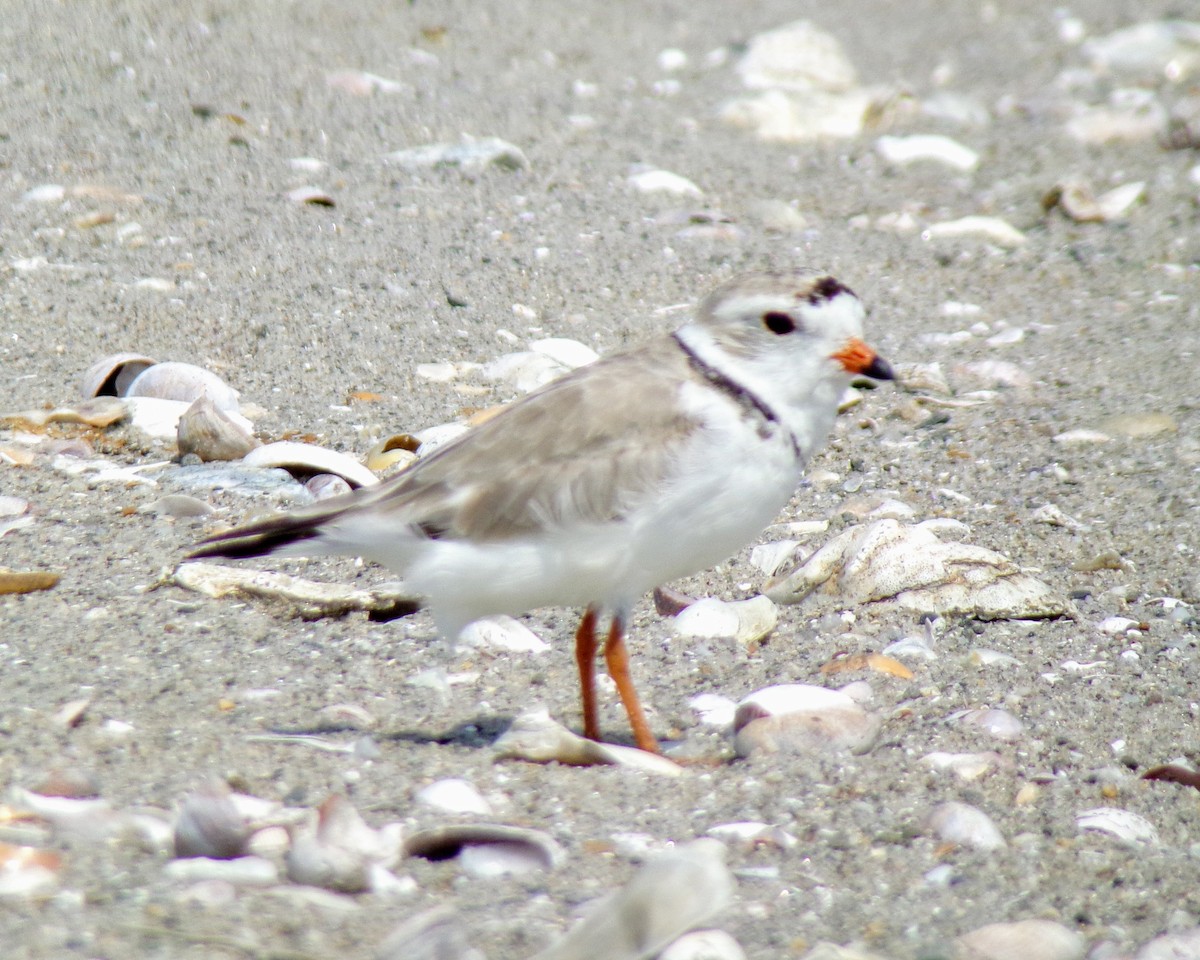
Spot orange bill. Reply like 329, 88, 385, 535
833, 337, 894, 380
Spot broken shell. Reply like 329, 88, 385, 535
174, 561, 420, 619
673, 596, 778, 645
1076, 807, 1159, 845
953, 707, 1024, 742
876, 134, 979, 171
659, 931, 746, 960
1043, 179, 1146, 222
736, 19, 858, 92
173, 783, 253, 860
383, 136, 529, 173
0, 571, 60, 595
532, 839, 732, 960
920, 751, 1004, 781
365, 435, 420, 473
926, 801, 1006, 851
415, 779, 493, 816
376, 907, 485, 960
957, 919, 1085, 960
79, 353, 158, 398
733, 684, 882, 758
765, 519, 1072, 621
286, 795, 404, 893
176, 395, 260, 462
403, 823, 563, 877
493, 710, 683, 775
242, 441, 379, 488
458, 615, 550, 653
2, 397, 129, 430
0, 842, 62, 900
923, 216, 1026, 247
125, 362, 240, 412
305, 474, 353, 500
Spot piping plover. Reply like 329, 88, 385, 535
190, 269, 893, 753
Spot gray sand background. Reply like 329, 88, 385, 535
2, 1, 1199, 957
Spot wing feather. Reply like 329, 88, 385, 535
191, 336, 702, 558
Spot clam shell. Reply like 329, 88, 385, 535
242, 441, 379, 488
176, 395, 260, 462
403, 823, 564, 876
79, 353, 157, 398
124, 362, 240, 412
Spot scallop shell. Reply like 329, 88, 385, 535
124, 362, 240, 412
79, 353, 157, 398
242, 441, 379, 488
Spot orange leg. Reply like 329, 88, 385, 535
574, 607, 601, 742
603, 615, 660, 755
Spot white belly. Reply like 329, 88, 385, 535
404, 416, 802, 638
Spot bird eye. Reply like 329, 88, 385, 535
762, 311, 796, 335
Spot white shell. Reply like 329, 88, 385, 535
926, 801, 1006, 851
492, 710, 683, 776
458, 615, 549, 653
528, 337, 600, 369
673, 596, 778, 644
403, 823, 563, 876
957, 920, 1086, 960
125, 362, 240, 412
532, 840, 732, 960
628, 169, 704, 197
765, 518, 1072, 620
876, 134, 980, 171
242, 441, 379, 488
923, 215, 1027, 247
79, 353, 157, 398
659, 931, 747, 960
733, 683, 881, 758
383, 137, 529, 173
127, 397, 254, 441
176, 395, 260, 462
736, 20, 858, 92
414, 779, 493, 816
1077, 807, 1160, 845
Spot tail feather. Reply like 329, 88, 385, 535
188, 505, 349, 562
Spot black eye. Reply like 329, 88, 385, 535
762, 311, 795, 335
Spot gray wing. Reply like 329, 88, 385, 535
375, 336, 700, 540
191, 336, 701, 557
